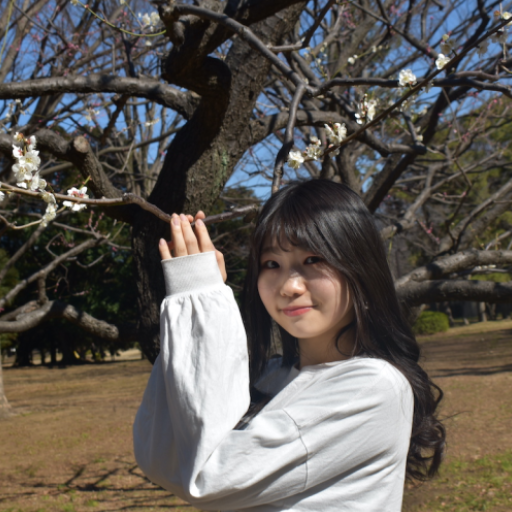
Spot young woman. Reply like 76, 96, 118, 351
133, 180, 445, 511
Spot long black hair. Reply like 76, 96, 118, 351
242, 179, 445, 481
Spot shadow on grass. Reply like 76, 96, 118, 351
1, 461, 196, 510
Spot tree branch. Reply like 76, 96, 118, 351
0, 299, 137, 341
0, 75, 198, 119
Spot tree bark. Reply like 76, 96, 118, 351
0, 352, 13, 419
132, 4, 305, 362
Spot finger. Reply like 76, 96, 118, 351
194, 217, 216, 253
186, 214, 194, 223
179, 214, 200, 255
195, 210, 206, 221
216, 250, 227, 282
171, 214, 188, 257
159, 238, 172, 260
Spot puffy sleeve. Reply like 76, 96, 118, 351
132, 252, 309, 510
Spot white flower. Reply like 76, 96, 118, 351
477, 39, 489, 57
119, 0, 126, 4
28, 173, 47, 191
287, 150, 305, 170
12, 163, 32, 183
348, 55, 357, 65
324, 123, 347, 144
355, 96, 377, 124
145, 40, 152, 47
41, 192, 56, 204
42, 202, 57, 226
491, 30, 508, 44
0, 191, 5, 202
63, 186, 89, 211
440, 34, 455, 55
371, 45, 377, 53
435, 53, 450, 70
17, 182, 27, 189
14, 132, 24, 142
150, 12, 160, 26
27, 135, 36, 151
12, 145, 23, 159
19, 149, 41, 172
140, 13, 151, 27
501, 11, 512, 26
366, 99, 377, 121
70, 0, 81, 5
84, 108, 100, 123
398, 69, 417, 87
305, 141, 322, 161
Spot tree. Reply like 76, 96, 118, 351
1, 0, 512, 401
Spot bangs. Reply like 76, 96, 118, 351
255, 192, 336, 259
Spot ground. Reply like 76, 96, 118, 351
1, 320, 511, 512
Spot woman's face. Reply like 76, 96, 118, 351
257, 239, 354, 347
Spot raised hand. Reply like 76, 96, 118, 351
159, 211, 227, 282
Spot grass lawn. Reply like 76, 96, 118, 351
1, 320, 512, 511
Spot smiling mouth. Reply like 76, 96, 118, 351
281, 306, 314, 317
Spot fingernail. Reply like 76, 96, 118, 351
159, 238, 166, 246
180, 214, 187, 222
196, 218, 204, 227
172, 215, 180, 226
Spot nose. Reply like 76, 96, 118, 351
279, 270, 306, 297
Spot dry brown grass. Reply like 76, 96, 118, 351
1, 321, 511, 512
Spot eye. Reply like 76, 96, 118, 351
304, 256, 323, 265
260, 260, 279, 269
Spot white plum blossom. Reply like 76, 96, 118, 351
324, 123, 347, 144
28, 173, 47, 191
27, 135, 36, 151
150, 12, 160, 25
63, 186, 89, 211
366, 99, 377, 121
398, 69, 417, 87
477, 39, 489, 57
440, 34, 455, 55
139, 12, 160, 30
304, 138, 322, 160
20, 150, 41, 172
13, 163, 32, 184
491, 30, 508, 44
119, 0, 126, 4
12, 136, 44, 190
355, 96, 378, 124
347, 55, 357, 65
12, 145, 23, 159
41, 191, 56, 204
435, 53, 450, 70
85, 108, 100, 123
501, 11, 512, 26
0, 191, 5, 202
287, 150, 305, 169
42, 202, 57, 226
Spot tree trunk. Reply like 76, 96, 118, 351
0, 352, 13, 418
132, 5, 305, 362
478, 302, 487, 322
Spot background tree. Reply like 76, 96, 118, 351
1, 0, 512, 413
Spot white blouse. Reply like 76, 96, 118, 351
133, 251, 414, 511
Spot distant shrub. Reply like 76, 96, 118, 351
413, 311, 450, 335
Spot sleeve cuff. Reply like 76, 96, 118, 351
161, 251, 224, 296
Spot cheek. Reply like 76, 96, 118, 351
257, 274, 272, 310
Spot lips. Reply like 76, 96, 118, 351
281, 305, 314, 317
